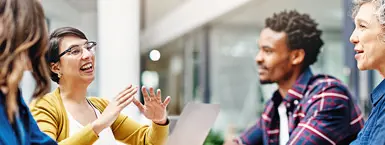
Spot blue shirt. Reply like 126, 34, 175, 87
351, 79, 385, 145
0, 90, 57, 145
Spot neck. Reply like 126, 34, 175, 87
277, 68, 303, 98
378, 66, 385, 79
59, 79, 89, 104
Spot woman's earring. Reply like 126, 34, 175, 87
58, 73, 62, 78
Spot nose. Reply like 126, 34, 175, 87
81, 48, 93, 60
350, 30, 359, 45
255, 50, 263, 65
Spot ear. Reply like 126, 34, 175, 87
50, 62, 61, 75
290, 49, 305, 65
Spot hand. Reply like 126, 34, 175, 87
133, 86, 171, 125
92, 85, 138, 134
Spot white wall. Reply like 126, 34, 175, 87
140, 0, 253, 52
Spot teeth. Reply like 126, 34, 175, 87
81, 63, 92, 70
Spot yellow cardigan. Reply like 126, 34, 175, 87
29, 88, 169, 145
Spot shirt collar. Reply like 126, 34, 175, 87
371, 79, 385, 106
283, 67, 313, 103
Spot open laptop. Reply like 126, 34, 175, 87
166, 102, 220, 145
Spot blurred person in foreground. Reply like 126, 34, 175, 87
224, 10, 364, 145
29, 27, 170, 145
0, 0, 57, 144
350, 0, 385, 144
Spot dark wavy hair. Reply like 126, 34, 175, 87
265, 10, 324, 68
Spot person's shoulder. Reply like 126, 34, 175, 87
304, 74, 353, 101
29, 90, 59, 108
308, 74, 348, 90
28, 90, 61, 117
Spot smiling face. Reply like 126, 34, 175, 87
350, 2, 385, 71
51, 35, 96, 85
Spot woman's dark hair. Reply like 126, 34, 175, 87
0, 0, 50, 123
265, 10, 324, 68
46, 27, 87, 84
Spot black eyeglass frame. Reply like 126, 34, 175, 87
57, 41, 97, 58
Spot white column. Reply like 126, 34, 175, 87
97, 0, 141, 121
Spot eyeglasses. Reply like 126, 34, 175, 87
58, 41, 97, 59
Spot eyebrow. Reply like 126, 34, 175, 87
260, 45, 273, 50
356, 18, 368, 24
67, 41, 89, 49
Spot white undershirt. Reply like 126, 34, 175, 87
67, 105, 117, 145
278, 103, 289, 145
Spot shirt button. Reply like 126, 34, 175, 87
294, 100, 299, 105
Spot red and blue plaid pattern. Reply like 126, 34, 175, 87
237, 68, 364, 145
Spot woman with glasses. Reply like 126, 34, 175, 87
29, 27, 170, 145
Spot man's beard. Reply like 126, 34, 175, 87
259, 68, 293, 85
259, 79, 274, 84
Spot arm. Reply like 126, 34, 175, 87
223, 117, 263, 145
111, 86, 170, 145
30, 99, 99, 145
29, 99, 59, 141
111, 114, 169, 145
30, 85, 138, 145
287, 87, 357, 145
239, 118, 264, 145
94, 96, 169, 145
27, 103, 57, 145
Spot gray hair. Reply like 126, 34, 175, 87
352, 0, 385, 25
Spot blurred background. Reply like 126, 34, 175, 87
19, 0, 379, 144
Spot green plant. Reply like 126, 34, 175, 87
203, 130, 224, 145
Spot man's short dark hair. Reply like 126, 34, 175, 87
265, 10, 324, 68
46, 27, 88, 84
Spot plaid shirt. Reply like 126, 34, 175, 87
236, 68, 364, 145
